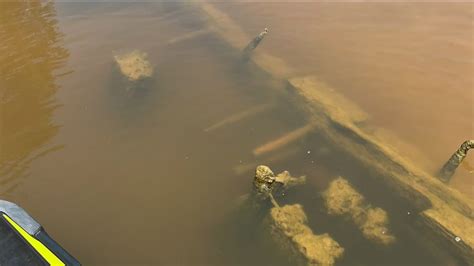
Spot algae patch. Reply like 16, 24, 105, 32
114, 50, 153, 81
323, 177, 396, 245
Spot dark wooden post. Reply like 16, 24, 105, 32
438, 140, 474, 182
243, 28, 268, 59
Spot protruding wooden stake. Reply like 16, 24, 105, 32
438, 140, 474, 182
243, 28, 268, 58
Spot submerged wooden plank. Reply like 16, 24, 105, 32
205, 103, 274, 132
288, 77, 368, 124
253, 123, 315, 156
167, 28, 212, 45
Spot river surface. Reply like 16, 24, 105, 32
0, 1, 472, 265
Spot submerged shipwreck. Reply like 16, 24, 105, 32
189, 2, 473, 265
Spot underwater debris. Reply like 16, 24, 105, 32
253, 123, 316, 156
198, 2, 293, 78
323, 177, 396, 245
254, 165, 277, 199
114, 50, 153, 81
265, 204, 344, 266
236, 166, 342, 265
275, 170, 307, 190
287, 76, 474, 261
167, 28, 212, 45
205, 103, 274, 132
196, 2, 474, 262
438, 140, 474, 182
243, 27, 268, 57
254, 165, 306, 200
236, 165, 306, 210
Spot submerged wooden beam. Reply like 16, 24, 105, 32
167, 28, 212, 45
205, 103, 274, 132
253, 123, 315, 156
195, 2, 474, 263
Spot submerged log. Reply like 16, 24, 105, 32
438, 140, 474, 182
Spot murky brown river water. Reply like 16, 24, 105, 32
0, 1, 472, 265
